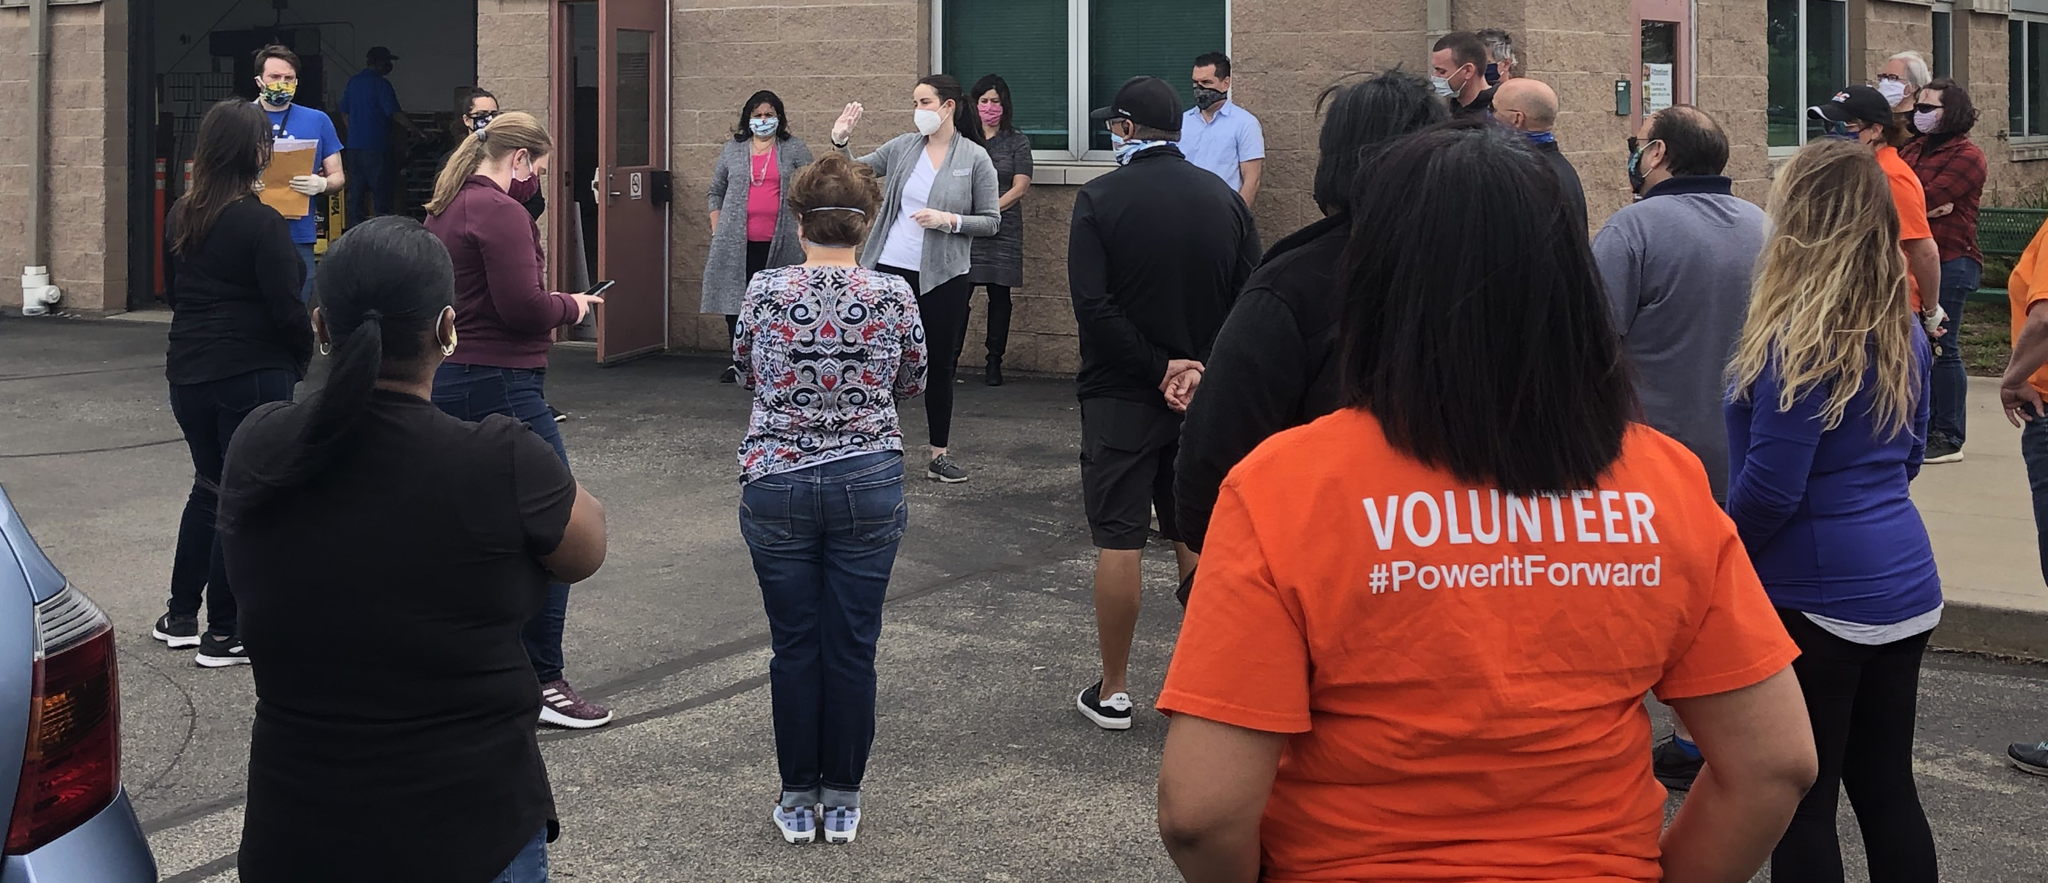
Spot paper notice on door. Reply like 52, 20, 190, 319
1644, 63, 1675, 114
258, 139, 317, 219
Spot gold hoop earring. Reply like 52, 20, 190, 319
318, 341, 332, 356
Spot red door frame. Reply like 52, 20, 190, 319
1632, 0, 1693, 121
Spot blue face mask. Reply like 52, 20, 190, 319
749, 117, 779, 138
1113, 136, 1168, 165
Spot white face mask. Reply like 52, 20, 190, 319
1877, 79, 1909, 106
913, 108, 944, 137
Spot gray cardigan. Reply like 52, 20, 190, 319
838, 132, 1000, 294
703, 136, 815, 314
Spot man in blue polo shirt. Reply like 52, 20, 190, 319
252, 44, 344, 301
340, 46, 422, 223
1179, 52, 1265, 207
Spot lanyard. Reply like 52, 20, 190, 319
264, 104, 295, 140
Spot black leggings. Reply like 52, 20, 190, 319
1771, 609, 1937, 883
976, 284, 1013, 361
877, 265, 971, 448
725, 241, 774, 363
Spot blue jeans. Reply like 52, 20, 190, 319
489, 828, 548, 882
167, 369, 297, 635
2026, 418, 2048, 587
1931, 257, 1980, 446
739, 452, 907, 810
432, 363, 572, 683
346, 147, 395, 221
295, 243, 316, 303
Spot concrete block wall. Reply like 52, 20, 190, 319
1697, 0, 1775, 205
0, 1, 128, 312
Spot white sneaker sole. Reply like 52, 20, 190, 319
774, 810, 817, 845
193, 653, 249, 668
926, 470, 968, 484
152, 628, 199, 649
1924, 451, 1965, 464
538, 705, 614, 729
1077, 693, 1133, 730
824, 824, 858, 844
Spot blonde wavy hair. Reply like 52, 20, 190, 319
425, 111, 552, 215
1728, 139, 1919, 437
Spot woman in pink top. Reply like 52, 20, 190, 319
705, 90, 816, 382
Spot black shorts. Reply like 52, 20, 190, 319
1080, 397, 1183, 551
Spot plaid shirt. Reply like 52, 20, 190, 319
734, 265, 928, 482
1899, 135, 1987, 263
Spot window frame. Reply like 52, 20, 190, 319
2015, 12, 2048, 143
1767, 0, 1849, 157
1932, 2, 1953, 80
931, 0, 1234, 167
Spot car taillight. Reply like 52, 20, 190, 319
5, 585, 118, 854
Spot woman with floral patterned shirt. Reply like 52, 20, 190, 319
732, 153, 926, 847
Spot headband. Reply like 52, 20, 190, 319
804, 206, 867, 217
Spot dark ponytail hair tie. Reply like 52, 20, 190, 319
475, 127, 489, 143
360, 308, 386, 324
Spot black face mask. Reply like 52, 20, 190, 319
1485, 63, 1502, 87
1194, 87, 1226, 111
1626, 136, 1653, 195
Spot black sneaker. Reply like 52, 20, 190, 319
2009, 740, 2048, 776
194, 633, 250, 668
985, 360, 1005, 387
719, 365, 740, 384
550, 405, 570, 423
1077, 681, 1134, 731
151, 612, 199, 649
1924, 437, 1964, 464
927, 454, 969, 484
1652, 734, 1703, 791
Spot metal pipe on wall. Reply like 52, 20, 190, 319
28, 0, 49, 271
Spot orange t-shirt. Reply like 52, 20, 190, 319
1878, 145, 1934, 312
1158, 410, 1799, 883
2009, 218, 2048, 400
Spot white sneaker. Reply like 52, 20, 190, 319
773, 805, 817, 844
823, 806, 861, 844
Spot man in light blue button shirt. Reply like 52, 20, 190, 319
1180, 52, 1265, 207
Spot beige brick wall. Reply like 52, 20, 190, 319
1866, 0, 1933, 81
0, 1, 127, 312
1698, 0, 1775, 205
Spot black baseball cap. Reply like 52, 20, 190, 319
1090, 76, 1182, 133
367, 46, 400, 63
1808, 84, 1890, 127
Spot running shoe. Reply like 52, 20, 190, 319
774, 805, 818, 844
151, 612, 199, 649
2009, 740, 2048, 776
719, 365, 741, 384
823, 806, 860, 844
1652, 733, 1703, 791
194, 632, 250, 668
1077, 681, 1134, 731
1923, 437, 1964, 464
927, 454, 969, 484
539, 678, 614, 729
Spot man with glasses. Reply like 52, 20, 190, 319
1811, 84, 1945, 332
1594, 105, 1770, 791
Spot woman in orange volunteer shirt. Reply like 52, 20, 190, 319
1154, 121, 1818, 883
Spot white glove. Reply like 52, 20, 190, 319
1922, 303, 1948, 337
289, 175, 329, 196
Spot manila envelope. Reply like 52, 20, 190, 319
259, 139, 317, 219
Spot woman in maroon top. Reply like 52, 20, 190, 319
423, 110, 612, 729
1901, 78, 1987, 463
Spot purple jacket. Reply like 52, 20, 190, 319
424, 176, 575, 369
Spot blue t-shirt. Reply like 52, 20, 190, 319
260, 104, 343, 244
340, 70, 402, 151
1179, 100, 1265, 191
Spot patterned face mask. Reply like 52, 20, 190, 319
259, 81, 298, 107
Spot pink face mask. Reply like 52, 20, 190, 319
977, 103, 1004, 127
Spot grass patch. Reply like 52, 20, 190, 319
1959, 304, 2010, 377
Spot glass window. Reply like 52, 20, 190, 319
1766, 0, 1847, 149
2017, 17, 2048, 138
941, 0, 1068, 152
937, 0, 1228, 162
613, 29, 652, 167
2015, 20, 2029, 136
2035, 22, 2048, 136
1932, 10, 1952, 79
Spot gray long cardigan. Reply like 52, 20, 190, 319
838, 132, 1001, 294
702, 136, 815, 314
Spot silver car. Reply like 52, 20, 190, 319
0, 487, 157, 880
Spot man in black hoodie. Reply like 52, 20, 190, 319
1070, 76, 1260, 731
1493, 77, 1589, 235
1174, 70, 1450, 602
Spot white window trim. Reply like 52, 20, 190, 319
1767, 0, 1850, 158
930, 0, 1233, 168
2015, 13, 2048, 145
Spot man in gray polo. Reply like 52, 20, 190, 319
1594, 104, 1768, 791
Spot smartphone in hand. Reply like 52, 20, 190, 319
584, 280, 616, 298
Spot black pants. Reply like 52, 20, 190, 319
726, 241, 773, 363
876, 265, 971, 448
1772, 609, 1938, 883
166, 369, 297, 635
975, 284, 1013, 362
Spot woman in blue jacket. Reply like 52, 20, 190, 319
1725, 138, 1940, 882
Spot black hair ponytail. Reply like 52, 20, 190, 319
220, 218, 455, 524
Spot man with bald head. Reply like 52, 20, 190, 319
1492, 77, 1587, 234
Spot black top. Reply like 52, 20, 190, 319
165, 196, 313, 385
1174, 213, 1349, 555
1067, 145, 1260, 403
1531, 139, 1591, 236
222, 391, 575, 883
1454, 86, 1497, 117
